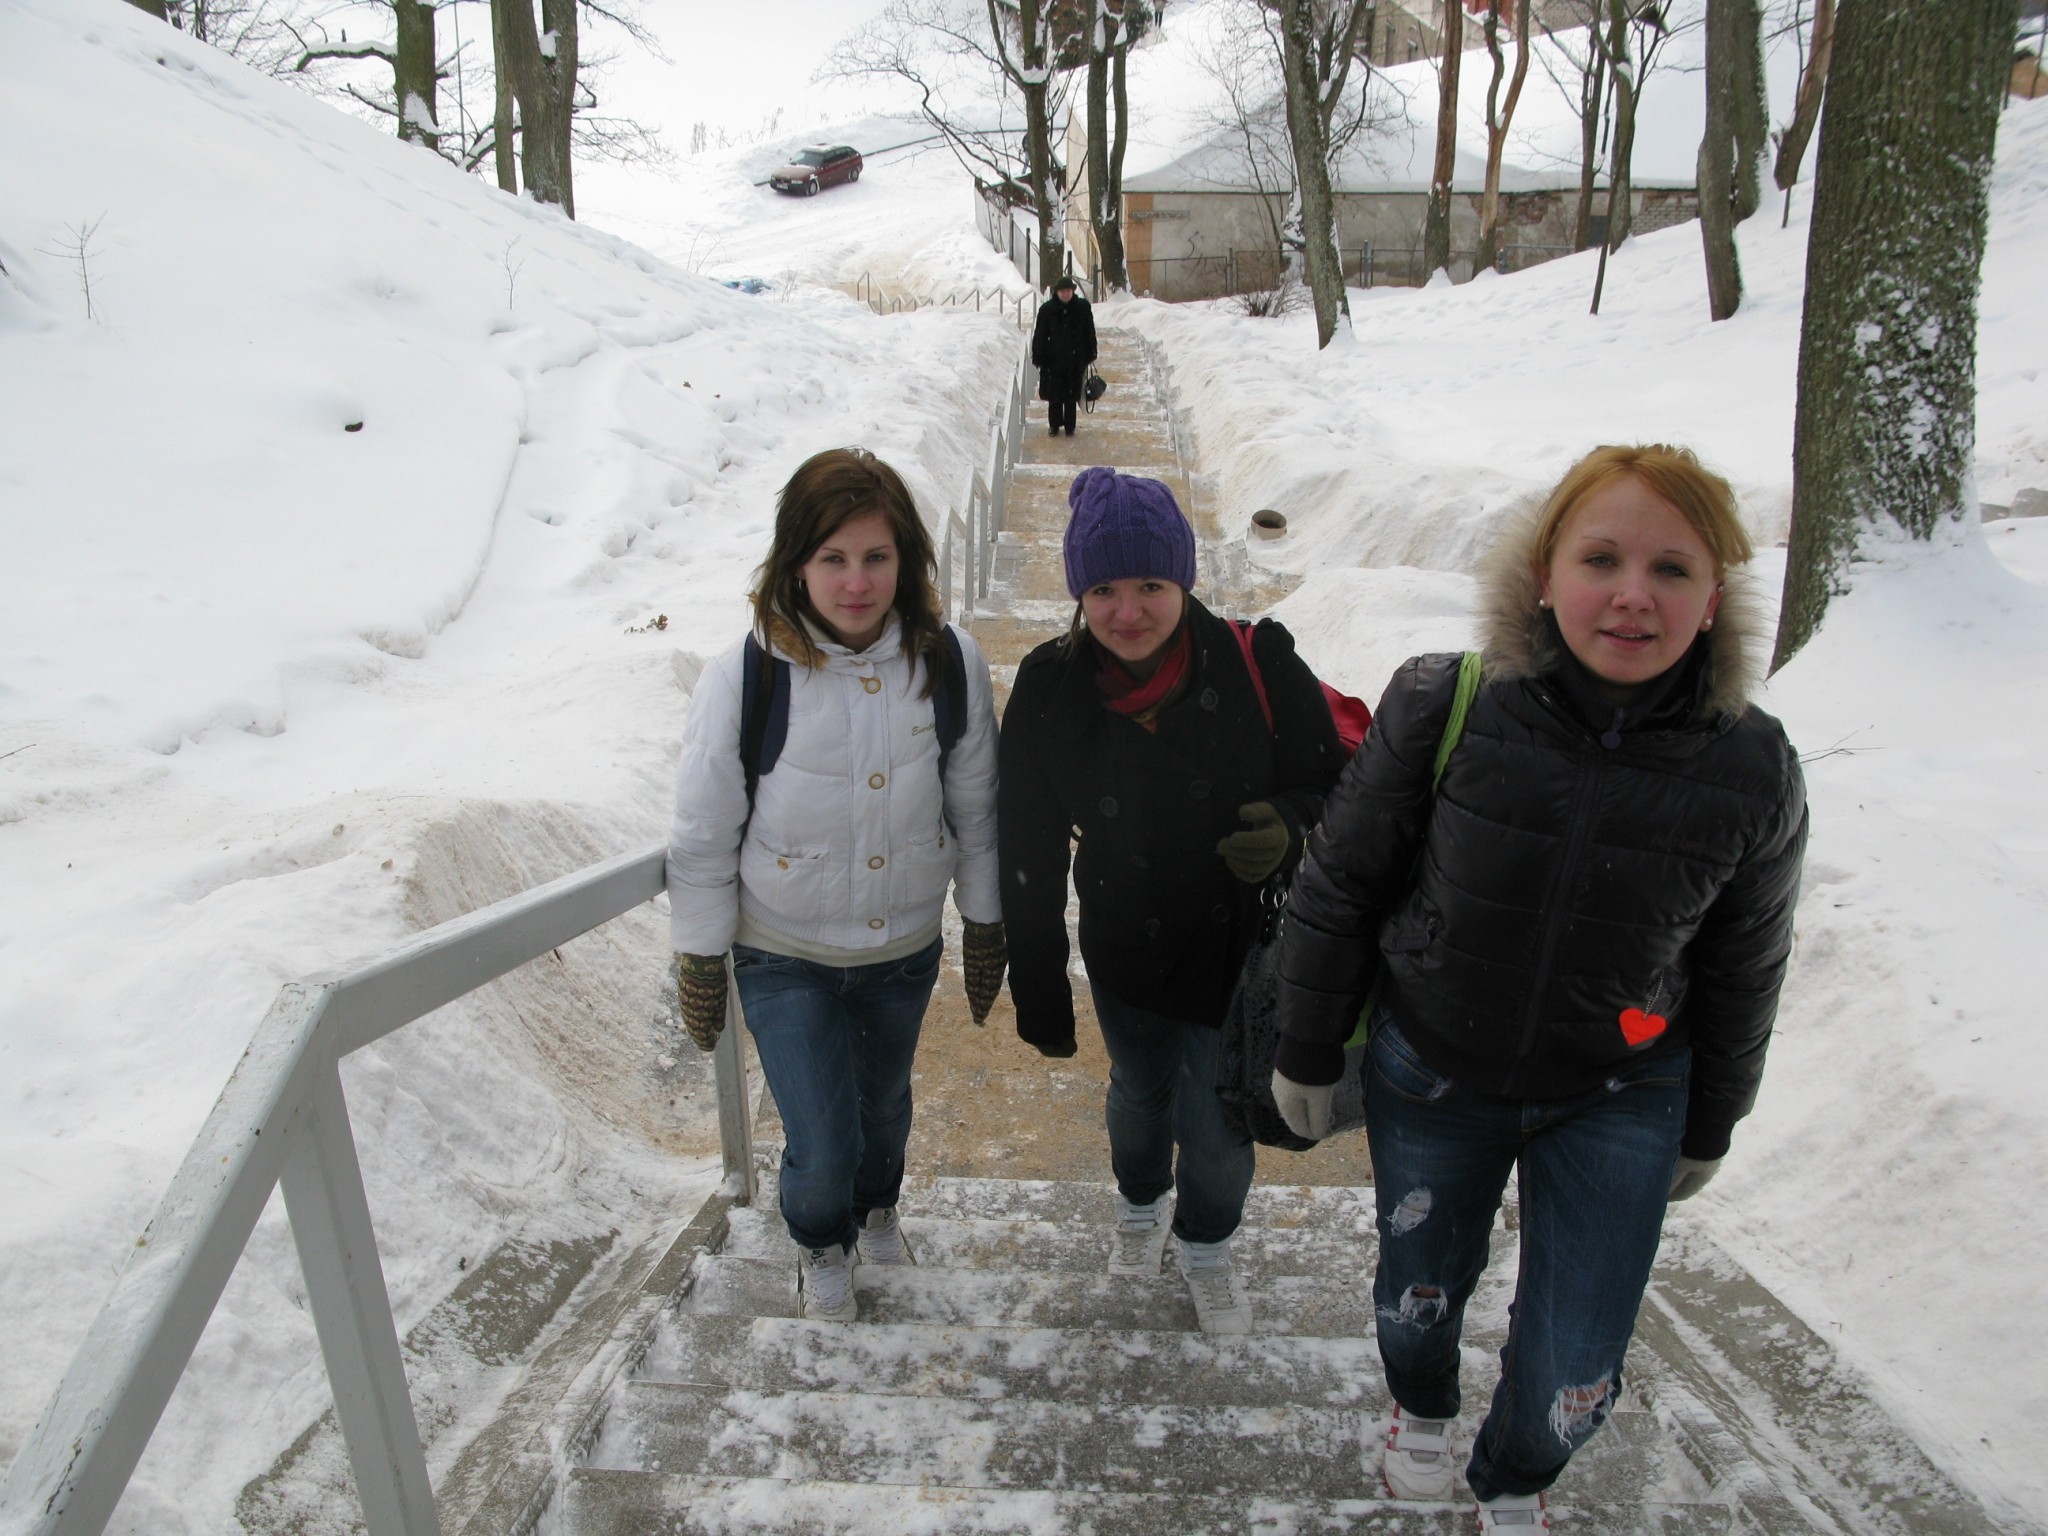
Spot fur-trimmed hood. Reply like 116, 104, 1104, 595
1474, 509, 1766, 719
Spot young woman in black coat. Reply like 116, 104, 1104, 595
1271, 444, 1807, 1531
1029, 275, 1097, 437
998, 467, 1342, 1333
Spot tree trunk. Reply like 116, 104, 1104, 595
1574, 43, 1606, 251
393, 0, 440, 151
1729, 0, 1766, 222
1007, 0, 1063, 288
1476, 0, 1530, 274
1110, 33, 1131, 279
1774, 0, 2017, 669
1773, 0, 1835, 224
496, 0, 577, 215
1087, 6, 1128, 292
1698, 0, 1742, 319
1604, 0, 1636, 250
1278, 0, 1349, 346
1423, 0, 1463, 276
123, 0, 169, 19
491, 0, 518, 195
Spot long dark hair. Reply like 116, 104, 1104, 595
752, 448, 946, 696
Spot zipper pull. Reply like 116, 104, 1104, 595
1601, 706, 1625, 751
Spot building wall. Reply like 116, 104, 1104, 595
1121, 185, 1699, 300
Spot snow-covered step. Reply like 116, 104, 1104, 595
588, 1383, 1380, 1499
563, 1461, 1735, 1536
887, 1173, 1377, 1229
715, 1204, 1376, 1277
684, 1253, 1378, 1337
635, 1313, 1385, 1409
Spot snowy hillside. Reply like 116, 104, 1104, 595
0, 0, 1019, 1525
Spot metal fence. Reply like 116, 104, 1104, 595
0, 346, 1036, 1536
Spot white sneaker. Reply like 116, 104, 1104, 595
797, 1242, 858, 1323
1108, 1194, 1171, 1276
1382, 1405, 1457, 1499
1475, 1492, 1548, 1530
856, 1206, 916, 1266
1176, 1236, 1252, 1335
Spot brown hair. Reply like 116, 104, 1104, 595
752, 448, 945, 695
1530, 443, 1754, 578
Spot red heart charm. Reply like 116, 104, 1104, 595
1619, 1008, 1667, 1046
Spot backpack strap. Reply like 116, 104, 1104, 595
1230, 619, 1275, 733
1432, 651, 1483, 792
739, 633, 791, 813
933, 625, 968, 780
1343, 650, 1483, 1050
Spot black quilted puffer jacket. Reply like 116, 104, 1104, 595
1274, 517, 1807, 1160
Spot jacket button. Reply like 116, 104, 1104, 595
1189, 780, 1211, 799
777, 858, 789, 870
869, 918, 886, 930
862, 676, 882, 694
1211, 904, 1230, 923
870, 772, 886, 789
1099, 797, 1118, 817
869, 855, 885, 869
1199, 688, 1218, 710
1131, 854, 1149, 869
1143, 918, 1162, 937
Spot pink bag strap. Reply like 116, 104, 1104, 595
1231, 619, 1275, 733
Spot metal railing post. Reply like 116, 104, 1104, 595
279, 1062, 440, 1536
713, 967, 755, 1205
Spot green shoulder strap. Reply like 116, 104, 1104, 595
1342, 650, 1483, 1050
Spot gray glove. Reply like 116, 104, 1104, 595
675, 953, 729, 1052
1668, 1155, 1721, 1203
1271, 1070, 1335, 1141
1217, 801, 1292, 884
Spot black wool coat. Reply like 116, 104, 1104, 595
999, 599, 1343, 1055
1274, 520, 1808, 1161
1031, 293, 1098, 403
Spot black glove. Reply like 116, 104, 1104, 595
962, 919, 1007, 1025
1217, 801, 1291, 884
675, 953, 729, 1052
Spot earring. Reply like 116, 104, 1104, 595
1702, 618, 1714, 630
1538, 597, 1551, 609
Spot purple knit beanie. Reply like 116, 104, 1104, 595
1062, 467, 1197, 597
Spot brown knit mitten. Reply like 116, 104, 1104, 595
675, 953, 729, 1052
962, 920, 1008, 1026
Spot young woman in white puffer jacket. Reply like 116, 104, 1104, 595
667, 448, 1005, 1323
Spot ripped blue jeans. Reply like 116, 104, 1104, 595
1366, 1018, 1688, 1502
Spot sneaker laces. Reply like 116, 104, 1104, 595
801, 1246, 853, 1312
1182, 1260, 1237, 1313
859, 1208, 912, 1265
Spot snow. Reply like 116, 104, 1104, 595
5, 0, 2048, 1527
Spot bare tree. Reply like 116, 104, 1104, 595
828, 0, 1075, 287
296, 0, 442, 151
1273, 0, 1371, 344
1529, 16, 1608, 251
1771, 0, 1834, 225
1474, 0, 1532, 273
1421, 0, 1463, 276
1775, 0, 2018, 667
1586, 0, 1684, 314
1086, 1, 1157, 293
1697, 0, 1756, 318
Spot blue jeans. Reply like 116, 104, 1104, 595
1090, 986, 1256, 1246
732, 937, 942, 1253
1365, 1019, 1688, 1502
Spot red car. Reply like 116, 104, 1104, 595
768, 144, 863, 197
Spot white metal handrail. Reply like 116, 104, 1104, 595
1, 343, 1033, 1536
937, 343, 1031, 623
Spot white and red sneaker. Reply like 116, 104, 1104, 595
1475, 1492, 1549, 1530
1382, 1405, 1457, 1499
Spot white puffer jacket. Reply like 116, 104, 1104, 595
667, 615, 1000, 956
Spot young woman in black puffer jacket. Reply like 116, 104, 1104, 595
1271, 444, 1807, 1532
1000, 467, 1342, 1335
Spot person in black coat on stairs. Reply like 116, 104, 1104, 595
1031, 276, 1097, 437
998, 467, 1343, 1336
1270, 444, 1808, 1531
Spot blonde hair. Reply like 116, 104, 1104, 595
1531, 444, 1753, 578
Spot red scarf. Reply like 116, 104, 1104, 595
1093, 626, 1193, 733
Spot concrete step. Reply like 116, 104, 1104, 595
590, 1382, 1380, 1499
634, 1312, 1385, 1409
566, 1428, 1734, 1533
716, 1204, 1377, 1278
684, 1254, 1378, 1336
886, 1174, 1377, 1230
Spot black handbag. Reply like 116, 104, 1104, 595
1214, 886, 1368, 1151
1083, 371, 1107, 410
